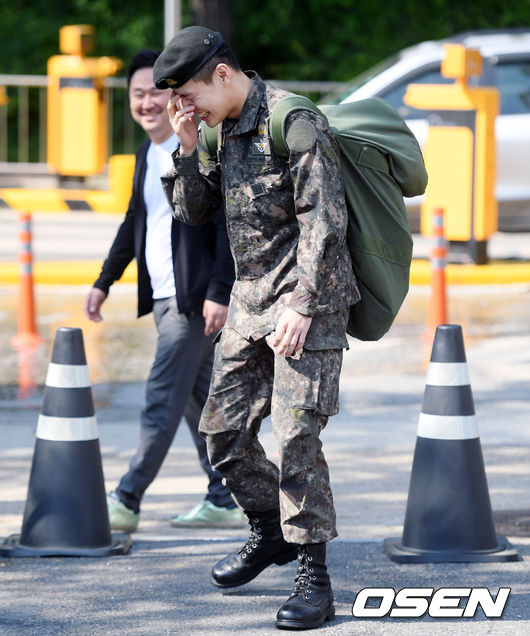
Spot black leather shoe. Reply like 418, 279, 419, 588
211, 509, 298, 588
276, 543, 335, 630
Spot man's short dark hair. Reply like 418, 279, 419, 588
192, 42, 241, 84
127, 49, 162, 86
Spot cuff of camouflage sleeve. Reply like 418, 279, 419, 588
172, 148, 199, 176
288, 282, 319, 316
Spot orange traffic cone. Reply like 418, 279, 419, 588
384, 324, 519, 563
0, 327, 131, 557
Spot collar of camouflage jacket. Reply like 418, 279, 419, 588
222, 70, 267, 138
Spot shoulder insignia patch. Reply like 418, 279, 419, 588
285, 119, 317, 153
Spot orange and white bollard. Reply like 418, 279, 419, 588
428, 207, 448, 332
11, 211, 43, 350
422, 208, 448, 361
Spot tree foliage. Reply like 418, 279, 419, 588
0, 0, 165, 75
0, 0, 529, 81
232, 0, 530, 81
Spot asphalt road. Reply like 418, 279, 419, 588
0, 209, 529, 634
1, 283, 529, 634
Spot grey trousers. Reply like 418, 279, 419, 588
116, 296, 235, 513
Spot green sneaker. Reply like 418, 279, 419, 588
107, 493, 139, 532
170, 500, 246, 528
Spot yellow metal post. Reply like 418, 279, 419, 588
404, 44, 499, 264
47, 25, 122, 178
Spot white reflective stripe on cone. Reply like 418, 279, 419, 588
36, 415, 99, 441
426, 362, 470, 387
417, 413, 479, 440
45, 363, 91, 388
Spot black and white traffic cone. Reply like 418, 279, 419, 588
0, 327, 131, 557
384, 324, 519, 563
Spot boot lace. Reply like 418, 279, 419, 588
291, 549, 316, 600
238, 518, 262, 559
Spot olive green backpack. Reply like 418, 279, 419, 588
200, 95, 428, 341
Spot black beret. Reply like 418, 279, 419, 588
153, 26, 224, 89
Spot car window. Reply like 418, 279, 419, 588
495, 60, 530, 115
379, 67, 454, 119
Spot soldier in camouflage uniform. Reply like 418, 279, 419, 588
154, 26, 360, 630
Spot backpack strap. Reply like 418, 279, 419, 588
199, 123, 219, 161
269, 95, 326, 157
199, 94, 326, 160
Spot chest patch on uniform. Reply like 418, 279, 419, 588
285, 119, 317, 153
251, 137, 271, 155
250, 183, 267, 198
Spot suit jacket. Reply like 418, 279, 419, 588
94, 138, 234, 317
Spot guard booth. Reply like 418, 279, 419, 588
47, 25, 122, 182
405, 44, 499, 264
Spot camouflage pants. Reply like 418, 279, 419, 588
199, 327, 344, 544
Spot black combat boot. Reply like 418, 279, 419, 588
275, 543, 335, 630
210, 509, 298, 588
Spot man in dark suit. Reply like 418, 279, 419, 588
83, 49, 241, 532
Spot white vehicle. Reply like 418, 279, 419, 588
325, 29, 530, 232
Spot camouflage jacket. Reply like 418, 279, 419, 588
162, 72, 360, 347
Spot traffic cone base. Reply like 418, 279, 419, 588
384, 536, 518, 563
385, 324, 519, 564
0, 327, 131, 558
0, 533, 132, 558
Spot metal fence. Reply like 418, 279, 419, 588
0, 75, 347, 173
